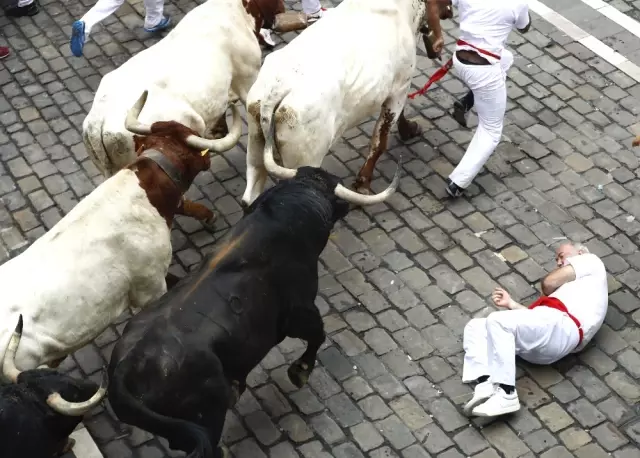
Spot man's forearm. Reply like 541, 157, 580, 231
427, 0, 443, 39
509, 300, 528, 310
541, 281, 555, 296
541, 265, 577, 296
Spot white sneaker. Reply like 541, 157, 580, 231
307, 7, 329, 23
259, 28, 276, 47
463, 380, 495, 415
471, 387, 520, 417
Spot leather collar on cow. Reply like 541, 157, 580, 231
139, 149, 189, 193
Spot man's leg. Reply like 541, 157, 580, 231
452, 49, 514, 129
302, 0, 328, 22
452, 89, 474, 127
71, 0, 125, 56
471, 308, 578, 417
461, 318, 496, 414
301, 0, 322, 14
142, 0, 171, 32
447, 62, 506, 197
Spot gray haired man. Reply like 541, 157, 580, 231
461, 242, 608, 418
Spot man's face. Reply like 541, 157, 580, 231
555, 244, 579, 268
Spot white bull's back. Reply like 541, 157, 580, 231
85, 0, 259, 174
253, 0, 419, 152
0, 170, 171, 372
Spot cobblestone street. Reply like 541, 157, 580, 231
2, 0, 640, 457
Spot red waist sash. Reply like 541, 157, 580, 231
529, 296, 583, 345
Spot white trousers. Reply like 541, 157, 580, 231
301, 0, 322, 14
81, 0, 164, 34
462, 307, 579, 386
449, 49, 514, 188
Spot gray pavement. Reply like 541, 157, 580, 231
2, 0, 640, 457
537, 0, 640, 67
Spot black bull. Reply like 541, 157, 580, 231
107, 165, 399, 458
1, 316, 108, 458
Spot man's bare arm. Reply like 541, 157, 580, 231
426, 0, 444, 41
541, 265, 576, 296
508, 300, 528, 310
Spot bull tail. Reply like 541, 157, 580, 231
83, 114, 114, 178
109, 363, 214, 458
84, 105, 138, 177
259, 89, 296, 179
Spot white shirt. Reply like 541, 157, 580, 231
550, 253, 609, 352
451, 0, 529, 64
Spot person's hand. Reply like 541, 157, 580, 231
492, 287, 513, 309
432, 35, 445, 55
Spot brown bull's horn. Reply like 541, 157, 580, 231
125, 90, 153, 135
263, 112, 296, 180
47, 370, 108, 416
2, 315, 24, 383
334, 156, 402, 205
184, 103, 242, 152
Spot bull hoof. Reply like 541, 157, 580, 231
220, 444, 230, 458
56, 437, 75, 456
398, 119, 422, 141
211, 128, 229, 140
48, 356, 67, 369
352, 179, 374, 196
201, 214, 218, 232
229, 380, 241, 407
288, 361, 312, 388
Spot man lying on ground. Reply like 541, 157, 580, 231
461, 241, 608, 417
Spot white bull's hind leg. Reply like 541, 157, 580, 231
128, 271, 168, 315
354, 92, 408, 194
241, 102, 268, 208
397, 108, 422, 141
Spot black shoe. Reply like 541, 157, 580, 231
6, 0, 39, 17
452, 101, 468, 128
445, 178, 464, 198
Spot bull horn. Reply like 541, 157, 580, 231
184, 103, 242, 152
125, 90, 152, 135
47, 370, 108, 416
263, 111, 296, 180
334, 157, 402, 205
2, 315, 24, 383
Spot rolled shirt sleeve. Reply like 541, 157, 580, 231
567, 253, 600, 280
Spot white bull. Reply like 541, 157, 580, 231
0, 171, 172, 378
0, 94, 215, 378
83, 0, 262, 177
241, 0, 430, 206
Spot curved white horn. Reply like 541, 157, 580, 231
2, 315, 24, 383
263, 110, 296, 180
125, 90, 152, 135
334, 157, 402, 205
46, 370, 108, 416
184, 103, 242, 152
